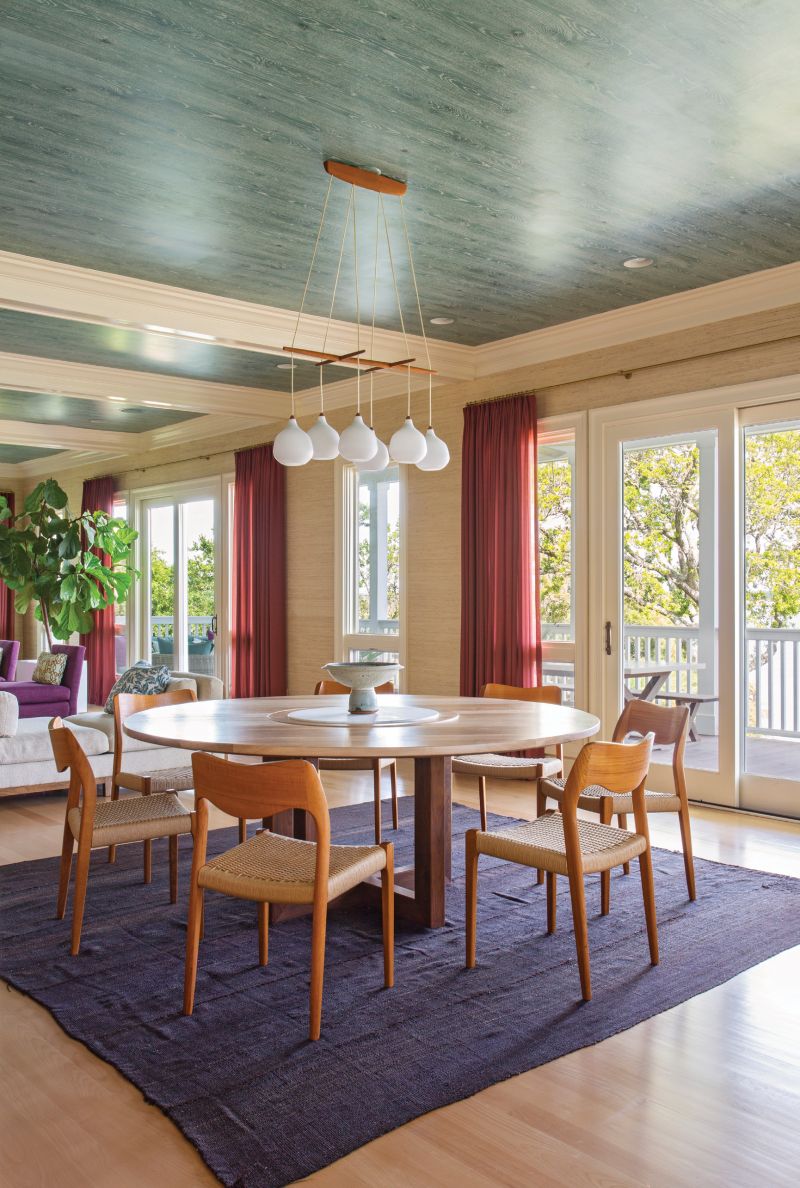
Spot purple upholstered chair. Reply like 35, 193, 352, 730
9, 643, 86, 718
0, 639, 20, 683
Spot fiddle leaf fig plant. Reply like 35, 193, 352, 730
0, 480, 138, 647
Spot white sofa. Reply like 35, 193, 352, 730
0, 671, 223, 799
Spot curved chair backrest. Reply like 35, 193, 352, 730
314, 679, 395, 695
613, 699, 689, 750
562, 735, 654, 812
482, 682, 562, 705
112, 687, 197, 775
49, 717, 97, 825
190, 753, 333, 904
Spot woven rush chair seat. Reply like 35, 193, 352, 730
68, 792, 192, 847
116, 765, 195, 794
198, 830, 387, 904
542, 775, 680, 815
475, 813, 646, 876
453, 753, 562, 780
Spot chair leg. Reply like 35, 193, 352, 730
639, 846, 660, 966
536, 785, 546, 884
678, 805, 697, 901
169, 835, 178, 904
108, 782, 120, 864
143, 839, 153, 885
478, 776, 488, 832
372, 761, 383, 845
258, 902, 269, 966
199, 889, 205, 941
70, 837, 92, 957
618, 813, 631, 875
56, 823, 73, 920
390, 761, 399, 831
465, 829, 479, 968
380, 843, 394, 989
546, 871, 557, 934
238, 818, 247, 844
183, 880, 203, 1015
566, 867, 591, 1001
599, 797, 613, 915
308, 902, 328, 1041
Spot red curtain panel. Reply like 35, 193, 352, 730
0, 490, 15, 639
80, 475, 117, 706
232, 443, 287, 698
460, 393, 542, 695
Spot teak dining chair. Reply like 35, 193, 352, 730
453, 683, 564, 830
540, 700, 695, 910
49, 718, 192, 955
184, 752, 394, 1040
466, 735, 658, 1001
315, 678, 400, 843
107, 687, 198, 869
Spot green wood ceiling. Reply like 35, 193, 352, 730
0, 444, 63, 465
0, 311, 318, 391
0, 389, 199, 432
1, 1, 798, 347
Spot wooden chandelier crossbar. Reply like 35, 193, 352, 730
282, 345, 436, 376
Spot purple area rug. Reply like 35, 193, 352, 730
1, 800, 798, 1188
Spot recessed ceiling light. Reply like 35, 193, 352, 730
623, 257, 654, 269
276, 362, 294, 369
143, 400, 173, 408
430, 316, 454, 325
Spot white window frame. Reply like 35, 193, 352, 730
334, 459, 407, 688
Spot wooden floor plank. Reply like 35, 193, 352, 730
1, 768, 798, 1187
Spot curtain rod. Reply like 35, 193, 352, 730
125, 440, 275, 475
466, 332, 800, 406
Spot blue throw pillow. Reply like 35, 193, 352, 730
104, 664, 171, 714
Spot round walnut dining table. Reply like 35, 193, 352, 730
125, 694, 600, 929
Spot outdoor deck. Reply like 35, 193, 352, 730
681, 733, 799, 779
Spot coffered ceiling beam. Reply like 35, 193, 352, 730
0, 419, 132, 453
0, 252, 474, 382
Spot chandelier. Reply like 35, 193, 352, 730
273, 160, 449, 472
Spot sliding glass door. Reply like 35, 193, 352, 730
740, 403, 800, 816
137, 480, 228, 685
594, 390, 800, 817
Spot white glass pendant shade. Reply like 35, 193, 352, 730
416, 427, 450, 471
389, 416, 427, 464
273, 416, 313, 466
338, 413, 377, 462
357, 436, 390, 472
307, 414, 340, 460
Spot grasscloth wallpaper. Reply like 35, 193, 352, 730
17, 303, 800, 694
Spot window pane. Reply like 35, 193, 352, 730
112, 500, 129, 670
356, 466, 400, 636
184, 499, 216, 677
542, 660, 575, 706
148, 504, 174, 666
538, 444, 574, 641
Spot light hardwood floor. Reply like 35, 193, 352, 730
1, 768, 798, 1188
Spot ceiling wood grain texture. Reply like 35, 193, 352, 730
0, 310, 318, 390
1, 0, 798, 346
0, 388, 200, 432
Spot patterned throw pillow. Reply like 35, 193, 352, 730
104, 663, 171, 714
32, 651, 69, 686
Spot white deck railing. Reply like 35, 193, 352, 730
746, 627, 800, 737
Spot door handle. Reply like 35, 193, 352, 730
604, 621, 613, 656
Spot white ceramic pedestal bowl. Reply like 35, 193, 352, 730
322, 661, 402, 714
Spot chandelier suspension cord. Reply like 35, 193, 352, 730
399, 195, 434, 425
322, 186, 354, 355
289, 173, 334, 355
352, 184, 361, 413
369, 193, 381, 427
379, 193, 412, 416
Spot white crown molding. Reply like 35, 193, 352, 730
0, 251, 474, 382
473, 261, 800, 376
0, 353, 289, 419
